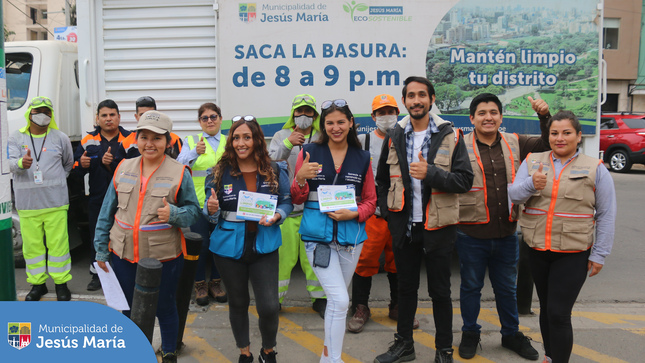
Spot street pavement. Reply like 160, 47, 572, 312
12, 165, 645, 362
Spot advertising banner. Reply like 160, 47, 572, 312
219, 0, 601, 135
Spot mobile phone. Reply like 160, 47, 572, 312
313, 243, 331, 268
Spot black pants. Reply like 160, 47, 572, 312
213, 250, 280, 350
528, 248, 590, 363
393, 223, 455, 349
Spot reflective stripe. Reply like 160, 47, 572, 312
13, 178, 66, 190
309, 290, 326, 298
119, 178, 137, 185
116, 219, 133, 230
27, 265, 47, 275
278, 291, 288, 298
524, 208, 547, 216
83, 139, 101, 148
468, 187, 484, 192
192, 170, 209, 177
306, 280, 321, 287
140, 223, 173, 231
221, 211, 243, 222
278, 280, 290, 288
25, 254, 46, 265
436, 148, 450, 155
48, 263, 72, 273
307, 192, 319, 202
48, 253, 71, 263
553, 212, 594, 218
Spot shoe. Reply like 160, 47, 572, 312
55, 283, 71, 301
312, 298, 327, 319
25, 284, 48, 301
259, 348, 277, 363
435, 348, 454, 363
161, 351, 177, 363
458, 331, 481, 359
388, 303, 420, 330
501, 332, 540, 360
238, 353, 253, 363
194, 280, 209, 306
87, 274, 101, 291
208, 279, 228, 303
347, 304, 371, 333
374, 333, 415, 363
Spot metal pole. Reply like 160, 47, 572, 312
176, 232, 202, 350
0, 1, 18, 302
130, 257, 163, 343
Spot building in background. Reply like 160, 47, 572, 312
3, 0, 72, 41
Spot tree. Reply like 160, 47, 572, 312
4, 25, 15, 41
435, 83, 465, 112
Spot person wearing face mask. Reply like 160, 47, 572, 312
348, 94, 420, 333
268, 94, 327, 317
8, 96, 75, 301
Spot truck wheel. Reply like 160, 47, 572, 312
609, 150, 632, 173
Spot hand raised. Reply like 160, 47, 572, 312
196, 136, 206, 155
22, 148, 33, 169
80, 150, 91, 168
157, 197, 171, 223
528, 96, 549, 116
409, 152, 428, 180
288, 126, 305, 146
102, 146, 113, 166
207, 188, 219, 214
295, 152, 319, 182
532, 162, 547, 190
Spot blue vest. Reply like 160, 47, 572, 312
209, 166, 282, 259
298, 143, 370, 246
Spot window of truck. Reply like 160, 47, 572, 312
5, 52, 33, 110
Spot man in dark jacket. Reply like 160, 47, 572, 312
374, 76, 474, 363
73, 99, 131, 291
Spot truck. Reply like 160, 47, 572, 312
6, 0, 606, 263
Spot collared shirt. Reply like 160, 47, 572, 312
177, 131, 222, 167
404, 115, 439, 234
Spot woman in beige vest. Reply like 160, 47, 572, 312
509, 111, 616, 363
94, 111, 201, 363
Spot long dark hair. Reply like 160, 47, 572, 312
212, 118, 278, 194
316, 102, 361, 149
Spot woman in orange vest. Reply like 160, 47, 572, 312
509, 111, 616, 363
94, 111, 201, 363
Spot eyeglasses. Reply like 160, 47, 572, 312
232, 115, 257, 123
292, 95, 316, 108
321, 99, 348, 110
29, 97, 53, 108
200, 115, 220, 122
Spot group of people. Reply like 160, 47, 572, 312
8, 74, 615, 363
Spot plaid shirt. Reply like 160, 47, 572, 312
404, 115, 439, 235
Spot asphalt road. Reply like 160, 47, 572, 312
12, 165, 645, 362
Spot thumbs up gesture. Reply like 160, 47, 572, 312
410, 151, 428, 180
22, 148, 33, 169
207, 188, 219, 215
157, 197, 171, 222
528, 95, 549, 116
102, 146, 113, 166
80, 150, 91, 168
196, 135, 206, 155
532, 162, 547, 190
295, 151, 319, 185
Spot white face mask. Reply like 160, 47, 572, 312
31, 113, 52, 127
375, 115, 397, 133
294, 115, 314, 130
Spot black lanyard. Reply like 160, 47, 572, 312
28, 130, 48, 168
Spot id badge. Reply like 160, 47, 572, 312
33, 170, 43, 184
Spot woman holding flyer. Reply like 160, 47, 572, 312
291, 99, 376, 363
204, 115, 292, 363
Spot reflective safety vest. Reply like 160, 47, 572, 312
519, 151, 600, 252
385, 128, 462, 231
186, 133, 226, 208
110, 156, 187, 262
459, 132, 521, 224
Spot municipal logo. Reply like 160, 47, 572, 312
8, 322, 31, 350
239, 3, 257, 23
224, 184, 233, 195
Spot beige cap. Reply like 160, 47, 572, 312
136, 110, 172, 134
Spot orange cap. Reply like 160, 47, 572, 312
371, 94, 399, 113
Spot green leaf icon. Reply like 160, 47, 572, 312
356, 4, 368, 11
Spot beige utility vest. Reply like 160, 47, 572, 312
386, 129, 461, 230
520, 152, 599, 252
109, 156, 187, 262
459, 132, 521, 224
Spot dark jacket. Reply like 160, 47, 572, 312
376, 113, 474, 249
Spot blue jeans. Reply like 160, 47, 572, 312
456, 229, 519, 336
